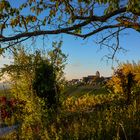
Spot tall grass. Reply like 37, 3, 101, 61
2, 90, 140, 139
45, 94, 140, 140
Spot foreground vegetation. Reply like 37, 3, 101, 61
0, 47, 140, 139
1, 88, 140, 140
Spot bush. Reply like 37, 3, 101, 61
107, 61, 140, 104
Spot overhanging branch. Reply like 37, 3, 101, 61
0, 20, 92, 42
0, 7, 128, 43
66, 24, 124, 39
74, 7, 127, 22
2, 37, 31, 50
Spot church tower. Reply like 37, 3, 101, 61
96, 71, 100, 78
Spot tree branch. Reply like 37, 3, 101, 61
0, 7, 128, 43
112, 28, 120, 59
98, 27, 126, 44
66, 24, 124, 39
2, 37, 31, 50
0, 20, 92, 42
74, 7, 127, 22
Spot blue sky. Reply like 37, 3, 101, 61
1, 1, 140, 80
62, 29, 140, 80
2, 29, 139, 80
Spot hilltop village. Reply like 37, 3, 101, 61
68, 71, 111, 86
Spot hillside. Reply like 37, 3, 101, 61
63, 85, 109, 98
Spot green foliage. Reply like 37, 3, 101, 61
48, 41, 67, 87
1, 67, 140, 139
32, 41, 67, 109
0, 46, 140, 139
32, 56, 58, 109
0, 42, 67, 138
36, 93, 140, 140
0, 0, 140, 49
0, 0, 139, 27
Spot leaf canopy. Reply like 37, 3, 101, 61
0, 0, 140, 56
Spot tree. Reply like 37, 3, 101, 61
0, 0, 140, 57
33, 42, 67, 109
107, 61, 140, 104
0, 47, 45, 139
48, 41, 67, 87
0, 42, 67, 109
0, 44, 67, 138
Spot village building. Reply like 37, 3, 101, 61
68, 71, 111, 86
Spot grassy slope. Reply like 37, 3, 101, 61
63, 85, 109, 98
59, 85, 140, 139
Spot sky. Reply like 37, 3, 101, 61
62, 29, 140, 80
1, 29, 140, 80
0, 1, 140, 81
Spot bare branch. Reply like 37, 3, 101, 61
2, 37, 31, 50
98, 27, 126, 44
66, 24, 124, 38
112, 28, 120, 59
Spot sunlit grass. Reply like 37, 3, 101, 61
63, 85, 109, 98
1, 86, 140, 139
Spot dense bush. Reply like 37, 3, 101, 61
107, 62, 140, 104
0, 43, 67, 139
32, 59, 59, 109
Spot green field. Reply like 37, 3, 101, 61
63, 85, 109, 98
